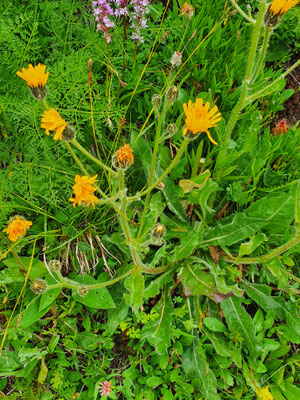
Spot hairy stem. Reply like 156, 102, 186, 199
229, 0, 255, 24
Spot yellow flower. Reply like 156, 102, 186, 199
269, 0, 299, 16
183, 98, 221, 144
115, 143, 134, 168
41, 108, 67, 141
256, 386, 274, 400
3, 215, 32, 242
16, 63, 49, 88
69, 175, 99, 208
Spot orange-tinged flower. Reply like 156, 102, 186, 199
41, 108, 67, 141
16, 63, 49, 88
273, 119, 288, 136
115, 143, 134, 168
180, 2, 195, 18
269, 0, 299, 16
69, 174, 99, 208
3, 215, 32, 242
183, 98, 221, 144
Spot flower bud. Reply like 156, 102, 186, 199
77, 286, 89, 297
170, 51, 182, 68
62, 125, 76, 141
166, 123, 177, 136
152, 224, 166, 239
166, 86, 179, 103
31, 279, 48, 294
157, 182, 165, 190
151, 94, 162, 109
49, 259, 62, 273
273, 119, 288, 136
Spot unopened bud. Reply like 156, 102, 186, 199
170, 51, 182, 68
151, 94, 162, 109
157, 182, 165, 190
152, 224, 166, 239
166, 123, 177, 136
31, 279, 48, 294
49, 259, 62, 273
166, 86, 179, 103
62, 125, 76, 141
77, 286, 89, 297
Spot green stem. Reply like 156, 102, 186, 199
70, 139, 117, 177
229, 0, 255, 24
251, 27, 272, 83
178, 17, 191, 52
129, 138, 190, 202
215, 1, 267, 176
0, 232, 27, 271
132, 40, 138, 71
224, 231, 300, 265
246, 59, 300, 102
41, 99, 50, 110
63, 141, 89, 176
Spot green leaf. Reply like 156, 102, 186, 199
203, 214, 266, 246
38, 357, 48, 384
146, 377, 164, 387
182, 339, 220, 400
170, 221, 203, 262
2, 256, 47, 280
140, 288, 173, 354
238, 233, 267, 257
106, 298, 129, 336
72, 275, 116, 309
124, 269, 144, 310
143, 270, 173, 301
162, 177, 188, 222
188, 178, 219, 221
178, 262, 216, 297
221, 297, 262, 359
203, 317, 227, 333
244, 283, 300, 341
179, 169, 211, 194
39, 275, 61, 311
18, 295, 53, 328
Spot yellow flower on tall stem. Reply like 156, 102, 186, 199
269, 0, 299, 16
3, 215, 32, 242
69, 175, 99, 208
183, 98, 221, 144
115, 143, 134, 168
16, 64, 49, 99
41, 108, 67, 141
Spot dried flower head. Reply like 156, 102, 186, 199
16, 64, 49, 99
62, 125, 76, 141
49, 259, 62, 273
3, 215, 32, 242
77, 286, 89, 297
256, 386, 274, 400
115, 143, 134, 168
151, 94, 162, 109
273, 119, 288, 136
166, 86, 179, 103
166, 123, 177, 136
69, 175, 99, 208
170, 51, 182, 67
265, 0, 298, 26
183, 98, 221, 144
180, 2, 195, 18
31, 279, 48, 294
41, 108, 67, 141
98, 380, 114, 397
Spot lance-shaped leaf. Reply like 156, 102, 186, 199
178, 262, 216, 297
170, 221, 203, 262
182, 339, 220, 400
124, 268, 144, 310
244, 283, 300, 340
140, 288, 173, 354
221, 297, 262, 360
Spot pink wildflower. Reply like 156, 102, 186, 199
98, 380, 113, 397
92, 0, 115, 43
130, 0, 149, 42
115, 0, 129, 17
273, 119, 288, 137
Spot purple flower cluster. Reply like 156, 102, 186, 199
129, 0, 149, 42
92, 0, 115, 43
92, 0, 149, 43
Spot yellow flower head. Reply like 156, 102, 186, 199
16, 63, 49, 88
115, 143, 134, 168
180, 2, 195, 18
269, 0, 299, 16
3, 215, 32, 242
183, 98, 221, 144
41, 108, 67, 141
256, 386, 274, 400
69, 175, 99, 208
